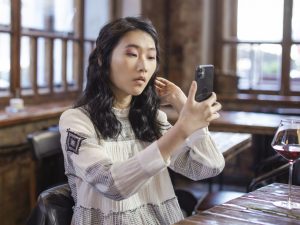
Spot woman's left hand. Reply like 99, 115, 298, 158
155, 77, 187, 113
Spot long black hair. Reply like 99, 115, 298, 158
75, 17, 163, 142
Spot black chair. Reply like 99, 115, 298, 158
175, 188, 198, 217
28, 128, 67, 207
247, 162, 290, 192
26, 183, 74, 225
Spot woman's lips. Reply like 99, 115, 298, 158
133, 76, 146, 85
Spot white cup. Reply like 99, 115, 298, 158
9, 98, 24, 112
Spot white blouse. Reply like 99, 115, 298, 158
59, 107, 225, 225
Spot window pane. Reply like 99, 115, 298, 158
290, 45, 300, 92
21, 0, 75, 33
21, 37, 31, 91
292, 0, 300, 41
0, 0, 10, 26
0, 33, 10, 96
121, 0, 141, 17
83, 42, 93, 89
67, 41, 74, 88
237, 0, 283, 41
85, 0, 110, 39
37, 38, 48, 93
237, 44, 282, 90
54, 39, 62, 92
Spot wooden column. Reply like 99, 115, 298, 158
62, 39, 68, 92
167, 0, 208, 93
281, 0, 293, 95
74, 0, 84, 92
10, 0, 21, 97
143, 0, 214, 93
29, 37, 38, 95
142, 0, 169, 76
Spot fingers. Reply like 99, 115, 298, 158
205, 92, 217, 104
206, 111, 220, 122
154, 77, 164, 93
212, 101, 222, 112
155, 77, 166, 87
187, 81, 197, 104
155, 77, 167, 92
206, 100, 222, 122
155, 77, 169, 88
156, 77, 166, 82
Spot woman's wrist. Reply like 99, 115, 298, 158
171, 90, 187, 113
157, 121, 188, 160
173, 117, 190, 139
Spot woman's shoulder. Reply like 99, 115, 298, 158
59, 107, 97, 135
60, 107, 91, 123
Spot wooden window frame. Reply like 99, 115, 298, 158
0, 0, 99, 108
214, 0, 300, 97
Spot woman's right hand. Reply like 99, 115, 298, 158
176, 81, 222, 137
155, 77, 187, 113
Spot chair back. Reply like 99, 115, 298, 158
175, 188, 198, 217
28, 129, 67, 195
26, 184, 74, 225
248, 160, 300, 192
28, 130, 61, 160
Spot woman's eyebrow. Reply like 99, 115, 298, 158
125, 44, 156, 51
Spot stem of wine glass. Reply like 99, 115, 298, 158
288, 160, 294, 208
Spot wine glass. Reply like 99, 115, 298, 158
271, 118, 300, 209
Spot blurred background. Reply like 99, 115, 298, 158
0, 0, 299, 224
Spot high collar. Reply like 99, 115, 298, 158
112, 107, 130, 118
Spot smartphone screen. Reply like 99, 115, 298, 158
194, 65, 214, 102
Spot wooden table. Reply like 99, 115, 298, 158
210, 132, 251, 161
162, 107, 300, 165
210, 111, 300, 135
161, 107, 300, 135
174, 183, 300, 225
0, 101, 71, 127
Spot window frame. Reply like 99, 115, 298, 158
0, 0, 99, 107
0, 0, 135, 109
214, 0, 300, 97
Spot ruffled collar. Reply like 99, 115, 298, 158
112, 107, 130, 118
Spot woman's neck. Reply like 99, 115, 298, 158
113, 95, 132, 109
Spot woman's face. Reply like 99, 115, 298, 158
109, 30, 157, 102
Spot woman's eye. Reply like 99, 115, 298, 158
148, 56, 156, 60
127, 53, 137, 57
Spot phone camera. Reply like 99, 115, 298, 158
197, 67, 205, 79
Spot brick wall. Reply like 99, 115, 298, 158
143, 0, 215, 93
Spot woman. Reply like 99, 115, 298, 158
59, 17, 224, 225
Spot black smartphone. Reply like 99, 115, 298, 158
194, 64, 214, 102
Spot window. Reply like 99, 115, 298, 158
0, 0, 112, 106
0, 0, 10, 96
0, 0, 142, 107
216, 0, 300, 96
291, 0, 300, 91
0, 0, 83, 102
20, 0, 77, 95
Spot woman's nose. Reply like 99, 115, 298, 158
137, 57, 148, 72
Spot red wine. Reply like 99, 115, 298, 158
272, 128, 300, 161
273, 146, 300, 161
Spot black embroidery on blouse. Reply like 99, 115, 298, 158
66, 129, 86, 154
